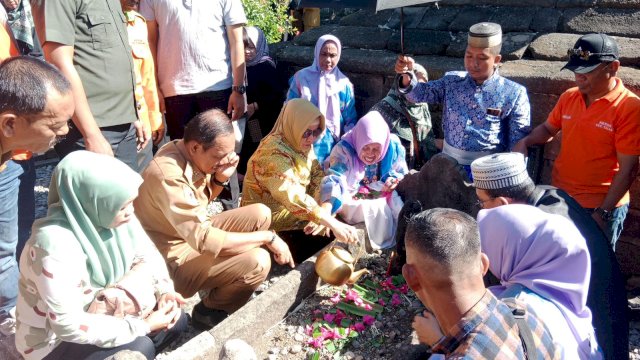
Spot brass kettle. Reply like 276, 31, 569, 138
315, 242, 369, 286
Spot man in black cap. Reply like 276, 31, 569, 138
514, 33, 640, 250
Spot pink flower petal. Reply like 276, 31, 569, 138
323, 313, 336, 323
391, 293, 402, 306
330, 293, 341, 304
363, 315, 375, 326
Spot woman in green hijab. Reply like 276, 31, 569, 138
15, 151, 187, 360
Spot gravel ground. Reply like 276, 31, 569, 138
33, 162, 640, 359
261, 250, 424, 360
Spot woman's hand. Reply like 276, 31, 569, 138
266, 234, 295, 268
158, 292, 186, 328
304, 221, 330, 237
329, 220, 359, 244
382, 177, 399, 192
412, 311, 444, 347
144, 302, 180, 332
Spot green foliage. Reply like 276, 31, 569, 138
241, 0, 295, 43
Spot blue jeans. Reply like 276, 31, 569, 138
0, 160, 23, 319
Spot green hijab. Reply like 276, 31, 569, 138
31, 151, 143, 287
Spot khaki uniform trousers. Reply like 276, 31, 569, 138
171, 204, 272, 313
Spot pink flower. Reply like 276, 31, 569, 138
352, 322, 366, 332
353, 297, 364, 307
383, 277, 397, 290
344, 289, 360, 302
321, 327, 342, 340
362, 303, 372, 311
378, 298, 386, 306
323, 313, 335, 323
304, 324, 313, 336
391, 293, 402, 306
308, 337, 324, 348
363, 315, 375, 326
334, 310, 346, 324
399, 284, 409, 294
329, 293, 341, 304
358, 186, 370, 195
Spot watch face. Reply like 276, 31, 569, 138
233, 85, 246, 94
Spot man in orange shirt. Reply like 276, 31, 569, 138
0, 6, 18, 59
121, 0, 163, 171
515, 33, 640, 250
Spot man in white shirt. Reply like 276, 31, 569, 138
141, 0, 247, 209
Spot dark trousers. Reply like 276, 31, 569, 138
54, 122, 142, 173
43, 311, 188, 360
165, 89, 239, 209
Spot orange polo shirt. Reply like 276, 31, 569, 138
124, 10, 162, 133
549, 78, 640, 208
0, 20, 17, 59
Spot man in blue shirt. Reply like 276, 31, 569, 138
395, 22, 531, 176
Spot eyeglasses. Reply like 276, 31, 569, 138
302, 128, 323, 139
475, 198, 494, 209
567, 48, 615, 61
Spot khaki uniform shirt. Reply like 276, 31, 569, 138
135, 141, 227, 271
31, 0, 138, 127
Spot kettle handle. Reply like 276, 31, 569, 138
328, 232, 365, 263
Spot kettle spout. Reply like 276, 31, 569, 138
346, 268, 369, 285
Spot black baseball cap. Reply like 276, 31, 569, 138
562, 33, 619, 74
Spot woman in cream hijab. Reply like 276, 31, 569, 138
242, 99, 358, 256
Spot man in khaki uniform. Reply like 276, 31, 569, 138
135, 109, 293, 329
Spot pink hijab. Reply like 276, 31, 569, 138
295, 35, 350, 138
477, 204, 596, 357
341, 111, 390, 171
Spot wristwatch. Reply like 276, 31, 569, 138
593, 207, 613, 222
212, 176, 230, 187
232, 85, 246, 94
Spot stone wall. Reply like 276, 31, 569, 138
272, 0, 640, 274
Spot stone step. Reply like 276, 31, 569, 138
529, 33, 640, 67
326, 5, 640, 39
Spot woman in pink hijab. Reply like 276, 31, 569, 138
478, 204, 602, 359
320, 111, 408, 250
286, 34, 357, 168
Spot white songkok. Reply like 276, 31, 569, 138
468, 22, 502, 48
471, 153, 529, 190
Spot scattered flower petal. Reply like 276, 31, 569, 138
363, 315, 375, 326
391, 293, 402, 306
329, 293, 341, 304
323, 313, 335, 323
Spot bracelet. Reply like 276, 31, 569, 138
269, 231, 277, 245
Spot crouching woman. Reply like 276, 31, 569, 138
16, 151, 187, 360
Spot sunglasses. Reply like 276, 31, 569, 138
302, 128, 323, 139
567, 48, 615, 61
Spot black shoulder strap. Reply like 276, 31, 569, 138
503, 298, 536, 360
